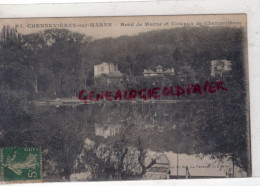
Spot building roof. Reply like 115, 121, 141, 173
95, 62, 115, 67
164, 69, 174, 73
222, 70, 232, 75
144, 69, 155, 74
156, 65, 163, 69
211, 59, 231, 65
106, 71, 124, 78
155, 154, 170, 165
144, 154, 170, 179
95, 123, 120, 127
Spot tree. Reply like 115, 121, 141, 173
0, 25, 21, 47
76, 134, 157, 181
187, 26, 251, 175
0, 25, 28, 91
21, 33, 47, 95
193, 75, 250, 175
37, 29, 85, 97
0, 86, 35, 147
36, 109, 88, 180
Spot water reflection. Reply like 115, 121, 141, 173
38, 101, 246, 180
56, 101, 198, 153
95, 123, 121, 138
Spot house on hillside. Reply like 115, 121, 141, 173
94, 62, 124, 86
94, 62, 119, 77
211, 60, 232, 78
143, 65, 175, 77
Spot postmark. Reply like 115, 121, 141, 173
0, 147, 42, 182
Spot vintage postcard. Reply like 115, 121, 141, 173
0, 14, 250, 182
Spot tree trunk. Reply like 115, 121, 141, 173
63, 168, 71, 181
31, 66, 38, 94
34, 79, 38, 94
58, 78, 61, 96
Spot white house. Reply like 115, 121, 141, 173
211, 60, 232, 78
94, 62, 119, 78
143, 65, 175, 77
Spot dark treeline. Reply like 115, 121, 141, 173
0, 25, 244, 98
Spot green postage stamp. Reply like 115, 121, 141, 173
0, 147, 42, 182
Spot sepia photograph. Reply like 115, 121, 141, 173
0, 14, 251, 183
